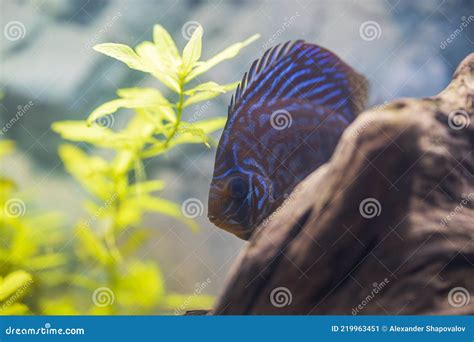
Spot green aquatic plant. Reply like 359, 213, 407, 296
0, 141, 66, 315
50, 25, 258, 314
0, 24, 257, 315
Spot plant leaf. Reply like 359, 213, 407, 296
193, 117, 228, 133
27, 254, 66, 271
57, 144, 114, 199
163, 293, 214, 313
0, 303, 30, 315
134, 196, 198, 231
168, 117, 226, 148
186, 34, 260, 81
75, 222, 111, 265
115, 261, 165, 308
86, 99, 131, 124
181, 26, 203, 75
120, 230, 150, 257
177, 123, 209, 147
153, 24, 180, 60
184, 81, 227, 96
0, 140, 14, 159
130, 180, 165, 195
52, 121, 133, 149
183, 82, 238, 107
0, 270, 32, 301
93, 43, 148, 72
183, 91, 221, 108
135, 42, 181, 93
87, 88, 172, 125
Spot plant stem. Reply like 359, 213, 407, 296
105, 226, 121, 262
165, 77, 185, 146
106, 178, 123, 263
134, 157, 146, 194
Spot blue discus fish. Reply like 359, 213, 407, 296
208, 40, 368, 240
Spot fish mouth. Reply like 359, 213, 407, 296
208, 214, 254, 240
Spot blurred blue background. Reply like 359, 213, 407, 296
1, 0, 473, 297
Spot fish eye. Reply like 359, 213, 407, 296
228, 176, 248, 199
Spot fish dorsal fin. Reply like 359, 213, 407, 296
228, 40, 305, 115
228, 40, 368, 121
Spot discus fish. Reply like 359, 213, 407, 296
208, 40, 368, 240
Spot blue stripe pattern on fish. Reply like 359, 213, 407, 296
208, 40, 368, 240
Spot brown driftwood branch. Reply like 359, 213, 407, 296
212, 53, 474, 315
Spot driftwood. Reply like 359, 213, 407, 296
212, 54, 474, 315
